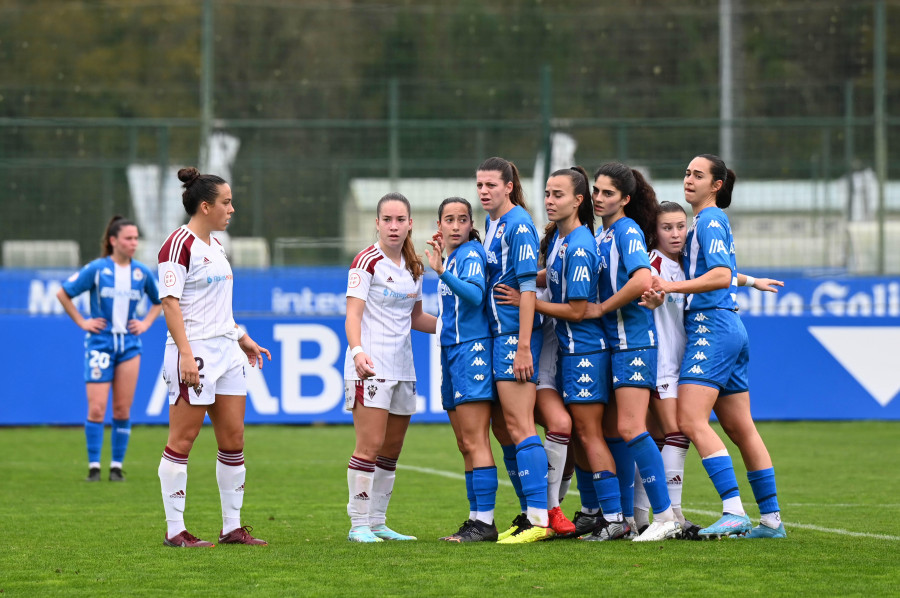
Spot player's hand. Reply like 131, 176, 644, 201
649, 275, 668, 294
639, 289, 665, 309
127, 318, 149, 335
239, 333, 272, 369
513, 346, 533, 383
583, 301, 604, 319
354, 352, 376, 379
179, 352, 200, 388
753, 277, 784, 293
81, 317, 107, 333
494, 284, 521, 307
425, 238, 444, 274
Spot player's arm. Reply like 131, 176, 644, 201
494, 285, 586, 322
411, 300, 437, 334
345, 296, 375, 379
161, 296, 199, 387
736, 272, 784, 293
653, 266, 730, 295
599, 266, 651, 315
128, 303, 162, 335
236, 326, 271, 368
56, 287, 106, 333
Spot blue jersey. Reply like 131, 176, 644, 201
483, 205, 541, 336
682, 206, 739, 311
596, 216, 656, 351
437, 240, 490, 346
61, 257, 160, 334
547, 225, 605, 354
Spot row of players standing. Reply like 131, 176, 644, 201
343, 154, 787, 543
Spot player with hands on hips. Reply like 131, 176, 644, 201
57, 215, 162, 482
156, 167, 271, 549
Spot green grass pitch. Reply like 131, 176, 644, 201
2, 421, 898, 596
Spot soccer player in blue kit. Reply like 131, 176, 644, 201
425, 197, 498, 543
496, 166, 625, 541
587, 163, 681, 541
476, 156, 552, 544
57, 215, 162, 482
650, 154, 784, 539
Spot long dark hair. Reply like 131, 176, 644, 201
377, 192, 424, 282
647, 201, 687, 251
100, 215, 136, 257
477, 156, 527, 212
539, 166, 594, 266
695, 153, 737, 209
437, 197, 481, 243
593, 162, 659, 238
178, 167, 227, 215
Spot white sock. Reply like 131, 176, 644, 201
347, 456, 376, 528
475, 510, 494, 525
723, 496, 745, 516
526, 506, 549, 527
634, 507, 650, 530
760, 511, 782, 529
544, 432, 569, 509
661, 436, 689, 525
158, 447, 188, 538
604, 511, 623, 524
654, 506, 676, 523
583, 507, 600, 515
369, 456, 398, 528
216, 449, 246, 535
559, 474, 573, 504
110, 461, 123, 470
633, 464, 650, 516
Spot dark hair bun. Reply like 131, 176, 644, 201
177, 167, 201, 187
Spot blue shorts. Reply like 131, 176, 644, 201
492, 329, 542, 384
83, 332, 141, 383
556, 351, 611, 405
611, 348, 657, 390
680, 309, 749, 394
440, 338, 493, 411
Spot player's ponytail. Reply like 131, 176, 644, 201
696, 154, 737, 209
594, 162, 659, 238
101, 214, 136, 257
178, 167, 227, 216
377, 192, 424, 282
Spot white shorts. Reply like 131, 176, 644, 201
163, 337, 247, 406
655, 376, 679, 400
344, 379, 417, 415
536, 318, 559, 392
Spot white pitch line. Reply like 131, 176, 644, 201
399, 464, 900, 542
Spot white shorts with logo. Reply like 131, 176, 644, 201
536, 318, 559, 392
344, 379, 417, 415
163, 336, 247, 406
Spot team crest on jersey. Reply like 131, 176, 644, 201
601, 231, 614, 243
558, 243, 568, 259
132, 269, 143, 281
496, 223, 506, 238
447, 259, 456, 273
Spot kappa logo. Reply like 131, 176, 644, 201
626, 226, 639, 235
505, 351, 516, 360
505, 336, 518, 345
562, 391, 569, 398
629, 357, 646, 367
102, 267, 113, 275
691, 351, 707, 360
169, 490, 185, 499
629, 372, 645, 382
467, 250, 479, 258
688, 365, 704, 374
612, 376, 619, 383
693, 313, 708, 322
694, 338, 710, 346
577, 374, 593, 383
471, 357, 487, 367
695, 325, 710, 333
504, 366, 514, 374
576, 389, 592, 398
577, 358, 593, 368
516, 224, 530, 234
473, 374, 485, 381
471, 342, 485, 352
707, 219, 722, 228
455, 391, 463, 399
573, 247, 587, 258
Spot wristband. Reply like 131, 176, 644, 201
742, 276, 756, 288
350, 346, 364, 358
236, 326, 246, 340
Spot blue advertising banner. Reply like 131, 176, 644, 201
1, 268, 898, 424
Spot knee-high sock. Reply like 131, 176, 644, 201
110, 418, 131, 468
606, 437, 635, 518
662, 433, 689, 522
472, 466, 498, 524
85, 420, 104, 467
633, 465, 650, 529
544, 431, 570, 509
559, 471, 573, 505
575, 465, 599, 512
501, 444, 527, 512
347, 455, 376, 528
747, 468, 780, 515
702, 453, 744, 515
516, 436, 549, 525
592, 470, 622, 521
369, 456, 397, 527
159, 446, 188, 537
465, 470, 476, 518
628, 432, 672, 514
216, 449, 246, 535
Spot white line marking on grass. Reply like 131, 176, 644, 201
400, 464, 900, 541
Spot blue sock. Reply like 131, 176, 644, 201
472, 466, 498, 512
702, 455, 741, 501
111, 418, 131, 465
515, 436, 548, 510
627, 432, 672, 513
592, 470, 622, 516
575, 465, 599, 510
85, 420, 104, 465
606, 437, 635, 518
502, 444, 527, 511
747, 468, 780, 514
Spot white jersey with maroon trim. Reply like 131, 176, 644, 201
650, 249, 687, 392
158, 225, 239, 344
344, 244, 422, 381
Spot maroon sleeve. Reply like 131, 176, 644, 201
158, 228, 193, 271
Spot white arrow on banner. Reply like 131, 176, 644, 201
808, 326, 900, 407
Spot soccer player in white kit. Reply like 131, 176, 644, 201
344, 192, 437, 543
156, 167, 271, 548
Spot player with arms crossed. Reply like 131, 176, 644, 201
344, 192, 437, 543
156, 167, 271, 548
57, 215, 161, 482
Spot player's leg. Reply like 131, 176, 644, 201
602, 397, 635, 531
650, 393, 690, 527
346, 385, 390, 542
570, 436, 602, 536
536, 388, 574, 535
84, 382, 111, 481
109, 354, 140, 481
